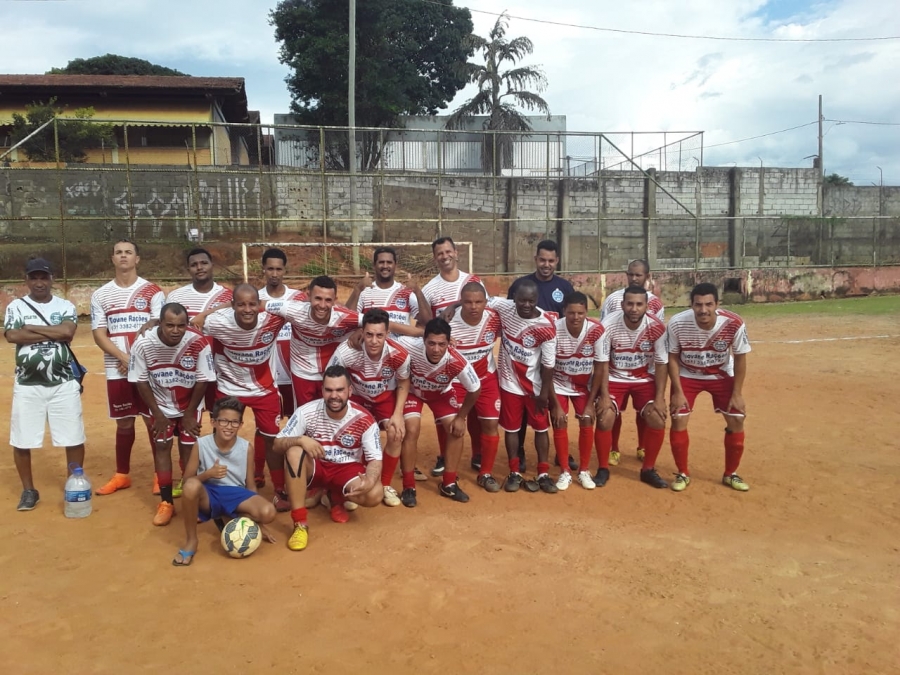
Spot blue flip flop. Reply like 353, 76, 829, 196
172, 549, 195, 567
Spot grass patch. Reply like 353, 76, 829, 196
724, 295, 900, 318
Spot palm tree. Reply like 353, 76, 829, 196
446, 12, 551, 175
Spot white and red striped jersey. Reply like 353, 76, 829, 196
266, 301, 361, 381
258, 286, 306, 385
357, 281, 420, 327
601, 289, 665, 322
599, 311, 668, 384
278, 399, 382, 464
128, 328, 215, 418
492, 299, 557, 396
553, 317, 605, 396
327, 339, 410, 404
397, 337, 481, 401
203, 308, 285, 398
166, 283, 232, 319
448, 308, 502, 380
91, 277, 166, 380
666, 309, 751, 380
422, 271, 482, 317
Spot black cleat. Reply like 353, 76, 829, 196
477, 474, 501, 493
400, 487, 417, 508
470, 455, 482, 471
593, 468, 610, 487
430, 457, 445, 477
439, 482, 470, 503
522, 476, 540, 493
567, 456, 579, 472
640, 468, 669, 489
537, 474, 558, 494
504, 472, 523, 493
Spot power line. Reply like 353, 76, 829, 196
419, 0, 900, 43
704, 121, 818, 149
824, 118, 900, 126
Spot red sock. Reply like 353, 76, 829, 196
253, 433, 266, 476
381, 454, 400, 486
402, 471, 416, 490
552, 428, 570, 470
115, 428, 135, 474
724, 431, 745, 475
156, 470, 173, 488
641, 427, 665, 470
436, 424, 447, 458
328, 487, 343, 507
509, 456, 521, 473
443, 471, 458, 487
670, 429, 690, 474
595, 429, 612, 469
479, 435, 500, 476
270, 469, 286, 493
467, 414, 482, 459
578, 426, 593, 472
291, 507, 308, 525
611, 414, 623, 452
635, 412, 646, 448
537, 461, 549, 476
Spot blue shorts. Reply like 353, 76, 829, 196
199, 484, 257, 522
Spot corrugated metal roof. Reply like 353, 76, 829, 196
0, 75, 245, 91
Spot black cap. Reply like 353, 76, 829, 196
25, 258, 53, 275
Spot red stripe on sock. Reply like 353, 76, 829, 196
291, 507, 308, 525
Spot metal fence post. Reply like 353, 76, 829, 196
53, 117, 68, 291
123, 122, 135, 239
437, 128, 443, 237
320, 126, 329, 274
256, 122, 266, 240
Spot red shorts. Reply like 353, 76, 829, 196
223, 390, 282, 436
554, 392, 589, 417
107, 379, 147, 419
278, 383, 296, 418
403, 391, 461, 421
352, 394, 396, 426
675, 376, 743, 417
608, 380, 656, 415
499, 388, 549, 433
141, 409, 201, 445
307, 459, 366, 493
454, 373, 501, 420
291, 376, 323, 409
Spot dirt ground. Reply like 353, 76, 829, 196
2, 311, 899, 675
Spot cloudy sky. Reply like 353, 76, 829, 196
3, 0, 898, 183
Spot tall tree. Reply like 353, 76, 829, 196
9, 98, 115, 163
271, 0, 474, 170
446, 12, 551, 175
48, 54, 187, 76
824, 173, 853, 186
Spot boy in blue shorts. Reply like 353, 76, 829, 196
172, 397, 277, 566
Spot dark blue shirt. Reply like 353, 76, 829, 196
507, 273, 575, 318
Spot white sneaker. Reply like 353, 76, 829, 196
577, 470, 596, 490
382, 485, 401, 507
555, 472, 572, 491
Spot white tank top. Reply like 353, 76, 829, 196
197, 434, 249, 488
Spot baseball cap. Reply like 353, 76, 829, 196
25, 258, 53, 275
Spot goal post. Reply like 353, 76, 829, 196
241, 241, 474, 284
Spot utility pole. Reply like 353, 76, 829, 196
348, 0, 360, 272
817, 94, 824, 216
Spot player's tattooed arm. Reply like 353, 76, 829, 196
273, 434, 325, 458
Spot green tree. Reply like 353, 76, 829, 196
824, 173, 853, 186
445, 12, 551, 175
271, 0, 474, 169
48, 54, 187, 76
10, 98, 115, 163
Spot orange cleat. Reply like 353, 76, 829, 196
96, 473, 131, 496
152, 475, 160, 496
153, 501, 176, 526
330, 504, 350, 524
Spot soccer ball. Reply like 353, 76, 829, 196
220, 516, 262, 559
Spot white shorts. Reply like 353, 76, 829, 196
10, 380, 86, 449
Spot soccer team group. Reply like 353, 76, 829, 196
6, 237, 752, 565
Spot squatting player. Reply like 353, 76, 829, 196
666, 282, 751, 493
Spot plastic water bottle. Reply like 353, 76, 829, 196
64, 464, 92, 518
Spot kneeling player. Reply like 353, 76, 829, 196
172, 397, 277, 566
276, 366, 384, 551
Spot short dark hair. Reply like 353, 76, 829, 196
431, 236, 456, 252
160, 302, 188, 320
261, 248, 287, 265
536, 240, 559, 256
423, 317, 451, 341
362, 308, 390, 329
212, 396, 245, 419
308, 275, 337, 294
186, 247, 212, 264
232, 283, 260, 301
461, 281, 486, 297
114, 238, 140, 255
563, 291, 588, 308
690, 282, 719, 303
323, 364, 350, 383
628, 259, 651, 275
623, 285, 649, 299
373, 246, 397, 263
513, 278, 538, 298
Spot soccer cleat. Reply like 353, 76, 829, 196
608, 450, 621, 466
555, 471, 572, 491
504, 472, 523, 493
671, 473, 691, 492
400, 487, 417, 508
723, 473, 750, 492
636, 447, 646, 461
273, 490, 291, 512
153, 501, 175, 526
537, 474, 558, 494
330, 503, 350, 523
152, 475, 160, 496
17, 488, 40, 511
640, 468, 669, 489
430, 456, 445, 477
470, 455, 482, 471
439, 482, 470, 503
576, 470, 596, 490
172, 479, 183, 499
96, 473, 131, 496
344, 501, 359, 511
567, 456, 579, 472
476, 474, 501, 493
413, 467, 428, 482
304, 488, 323, 508
593, 467, 610, 487
382, 485, 402, 507
288, 523, 309, 551
254, 473, 266, 489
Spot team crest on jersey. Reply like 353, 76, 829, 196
340, 434, 356, 448
436, 374, 449, 384
134, 298, 148, 311
580, 344, 594, 356
522, 335, 536, 348
484, 331, 495, 343
382, 367, 395, 379
180, 355, 196, 369
639, 340, 652, 352
260, 331, 275, 344
395, 297, 407, 310
552, 288, 564, 303
713, 340, 729, 352
50, 312, 63, 325
332, 329, 346, 338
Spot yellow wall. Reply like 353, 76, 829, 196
0, 99, 213, 125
